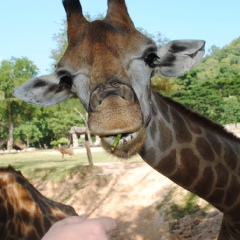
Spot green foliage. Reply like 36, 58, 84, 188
156, 188, 209, 220
136, 28, 169, 48
50, 140, 58, 146
0, 57, 39, 148
171, 38, 240, 124
0, 57, 86, 148
219, 97, 240, 124
151, 76, 179, 96
46, 100, 85, 139
169, 193, 206, 219
14, 121, 43, 144
0, 57, 38, 96
172, 78, 240, 124
57, 137, 69, 145
183, 38, 240, 82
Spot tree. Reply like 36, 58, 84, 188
207, 45, 221, 56
47, 108, 84, 139
172, 77, 240, 124
14, 121, 43, 147
151, 76, 179, 96
0, 57, 38, 150
219, 97, 240, 124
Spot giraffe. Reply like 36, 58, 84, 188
13, 0, 240, 239
0, 166, 77, 240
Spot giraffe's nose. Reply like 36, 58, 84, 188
89, 83, 135, 111
98, 86, 122, 100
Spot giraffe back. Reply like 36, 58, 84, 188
0, 166, 77, 240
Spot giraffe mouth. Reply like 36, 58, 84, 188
100, 126, 147, 158
104, 132, 138, 148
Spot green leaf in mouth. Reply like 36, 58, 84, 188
111, 134, 122, 153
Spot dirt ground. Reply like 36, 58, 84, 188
33, 162, 223, 240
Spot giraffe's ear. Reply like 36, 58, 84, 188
153, 40, 205, 78
13, 75, 73, 107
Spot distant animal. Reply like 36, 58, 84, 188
0, 166, 77, 240
55, 146, 75, 160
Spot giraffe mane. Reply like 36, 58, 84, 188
158, 92, 240, 144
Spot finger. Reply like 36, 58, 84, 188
89, 217, 117, 233
53, 215, 87, 228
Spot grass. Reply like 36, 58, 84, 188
0, 147, 143, 181
156, 188, 211, 219
169, 193, 205, 219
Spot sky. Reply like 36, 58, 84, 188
0, 0, 239, 75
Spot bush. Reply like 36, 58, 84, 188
57, 137, 69, 145
50, 140, 58, 146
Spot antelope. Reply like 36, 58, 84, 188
55, 146, 75, 160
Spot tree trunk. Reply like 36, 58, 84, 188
26, 134, 29, 148
85, 134, 93, 166
7, 103, 14, 151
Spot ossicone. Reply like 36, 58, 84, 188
105, 0, 135, 29
62, 0, 88, 45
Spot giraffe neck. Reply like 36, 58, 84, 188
139, 91, 240, 216
0, 166, 77, 240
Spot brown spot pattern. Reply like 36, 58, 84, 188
0, 166, 77, 240
155, 150, 176, 176
27, 229, 40, 240
150, 120, 157, 141
227, 202, 240, 222
155, 94, 171, 123
224, 176, 240, 208
194, 166, 214, 198
188, 120, 202, 134
171, 148, 199, 187
159, 119, 173, 152
196, 137, 215, 162
21, 208, 31, 224
215, 163, 229, 188
171, 110, 192, 144
224, 141, 238, 170
139, 147, 156, 166
205, 131, 222, 157
207, 189, 225, 206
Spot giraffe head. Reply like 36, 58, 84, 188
14, 0, 205, 158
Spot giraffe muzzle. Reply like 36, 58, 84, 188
100, 126, 147, 158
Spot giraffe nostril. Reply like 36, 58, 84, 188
90, 83, 136, 111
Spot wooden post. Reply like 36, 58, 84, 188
74, 108, 94, 166
85, 134, 93, 166
74, 108, 93, 146
71, 132, 79, 148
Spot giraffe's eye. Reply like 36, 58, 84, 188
144, 53, 159, 68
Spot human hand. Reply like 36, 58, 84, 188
42, 215, 116, 240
